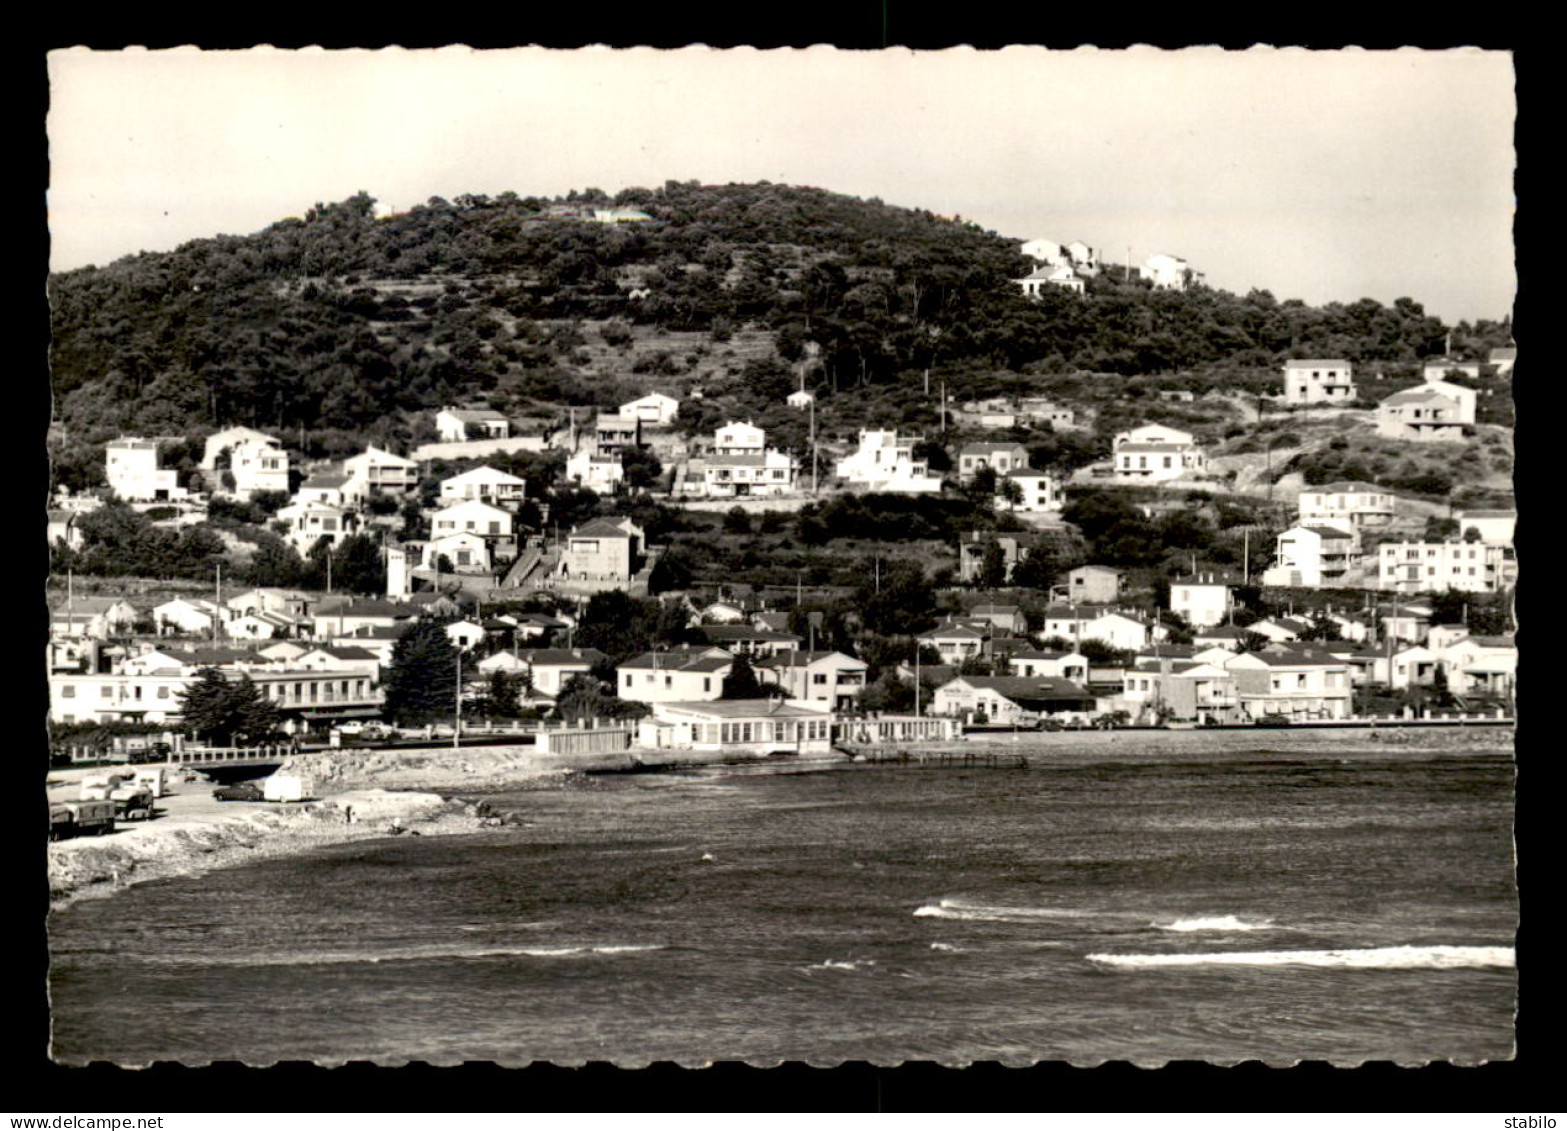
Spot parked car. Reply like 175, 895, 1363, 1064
212, 782, 266, 802
1253, 714, 1293, 728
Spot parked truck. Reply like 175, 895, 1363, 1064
49, 800, 116, 840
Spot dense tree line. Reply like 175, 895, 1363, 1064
50, 184, 1512, 448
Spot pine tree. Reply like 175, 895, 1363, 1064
382, 620, 459, 723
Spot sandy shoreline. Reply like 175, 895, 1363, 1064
46, 723, 1513, 910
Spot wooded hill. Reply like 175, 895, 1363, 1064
50, 181, 1512, 458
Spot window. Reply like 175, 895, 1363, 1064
61, 684, 75, 698
624, 674, 633, 688
664, 676, 672, 688
813, 673, 828, 685
703, 677, 711, 693
100, 685, 113, 698
158, 685, 169, 699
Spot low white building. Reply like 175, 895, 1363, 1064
1283, 359, 1356, 406
1015, 264, 1085, 297
1439, 634, 1516, 697
1111, 424, 1206, 482
1000, 469, 1064, 513
637, 699, 835, 757
431, 498, 514, 540
436, 406, 510, 443
1140, 253, 1201, 291
619, 392, 680, 425
1422, 357, 1482, 381
697, 450, 798, 497
152, 597, 230, 636
105, 438, 187, 503
1454, 509, 1515, 547
1007, 650, 1090, 682
834, 430, 943, 493
276, 500, 361, 555
1040, 606, 1159, 652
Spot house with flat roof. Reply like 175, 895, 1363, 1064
756, 650, 870, 712
1297, 483, 1395, 530
1261, 525, 1360, 589
1221, 648, 1352, 720
105, 438, 188, 502
436, 407, 511, 444
637, 699, 835, 756
834, 431, 943, 493
1283, 360, 1355, 405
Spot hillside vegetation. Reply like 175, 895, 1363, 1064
50, 182, 1512, 464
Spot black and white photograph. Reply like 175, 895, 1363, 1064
43, 45, 1518, 1072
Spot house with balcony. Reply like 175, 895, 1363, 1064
343, 446, 419, 494
439, 466, 527, 505
1283, 360, 1356, 406
834, 430, 943, 493
1439, 634, 1516, 698
294, 472, 366, 509
594, 414, 641, 454
1221, 648, 1352, 720
1120, 659, 1240, 724
1297, 483, 1395, 531
1261, 525, 1360, 589
227, 437, 291, 499
276, 500, 361, 556
432, 498, 514, 541
50, 664, 383, 730
1015, 264, 1085, 297
696, 450, 799, 497
555, 516, 646, 585
756, 650, 870, 712
478, 647, 608, 698
566, 448, 625, 492
1376, 387, 1467, 442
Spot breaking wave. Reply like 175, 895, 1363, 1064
139, 944, 664, 967
1085, 945, 1514, 970
1157, 915, 1274, 933
806, 959, 876, 971
913, 898, 1117, 923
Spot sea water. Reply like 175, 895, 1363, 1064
48, 753, 1516, 1066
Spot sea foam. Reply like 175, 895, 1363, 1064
913, 898, 1107, 922
1085, 945, 1514, 970
1158, 915, 1274, 933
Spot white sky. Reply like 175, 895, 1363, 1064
47, 45, 1515, 323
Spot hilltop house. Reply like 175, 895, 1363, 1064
275, 500, 361, 556
1376, 387, 1467, 442
436, 406, 510, 443
202, 426, 278, 470
1422, 357, 1482, 381
1140, 253, 1201, 291
225, 437, 290, 499
1283, 359, 1356, 406
1061, 565, 1123, 605
1001, 468, 1065, 513
834, 430, 943, 493
1015, 264, 1085, 297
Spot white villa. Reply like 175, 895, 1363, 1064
618, 392, 680, 425
105, 438, 188, 503
343, 446, 419, 493
435, 406, 510, 443
1283, 359, 1356, 406
1140, 253, 1201, 291
1377, 541, 1515, 594
1111, 424, 1207, 482
226, 437, 290, 499
835, 430, 943, 493
1297, 483, 1395, 531
1261, 525, 1360, 589
439, 466, 527, 505
566, 449, 625, 492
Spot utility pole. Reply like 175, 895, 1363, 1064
809, 395, 818, 495
914, 644, 922, 717
1243, 528, 1250, 586
454, 648, 462, 749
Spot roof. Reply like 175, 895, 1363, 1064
1381, 387, 1459, 406
946, 676, 1094, 703
443, 466, 526, 484
302, 473, 350, 488
1132, 660, 1203, 674
1302, 482, 1389, 496
519, 647, 608, 666
344, 625, 406, 639
1172, 575, 1235, 586
1230, 650, 1346, 669
657, 699, 829, 720
1457, 509, 1516, 519
1069, 565, 1122, 576
1466, 635, 1517, 649
1490, 347, 1516, 360
621, 651, 734, 673
315, 599, 416, 618
1196, 626, 1248, 639
917, 624, 987, 641
1116, 442, 1191, 453
970, 605, 1021, 615
572, 518, 638, 539
1284, 359, 1352, 368
1010, 649, 1078, 661
960, 442, 1029, 456
751, 611, 791, 632
314, 646, 380, 661
441, 407, 509, 422
757, 650, 868, 669
698, 625, 801, 643
1297, 525, 1357, 539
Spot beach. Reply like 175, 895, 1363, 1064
45, 723, 1513, 913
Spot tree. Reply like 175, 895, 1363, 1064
977, 541, 1008, 588
721, 654, 775, 699
382, 620, 460, 723
621, 446, 664, 492
331, 533, 386, 595
175, 669, 281, 745
1010, 546, 1057, 591
477, 670, 524, 717
723, 506, 752, 534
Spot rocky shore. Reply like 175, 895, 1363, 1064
47, 788, 489, 910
